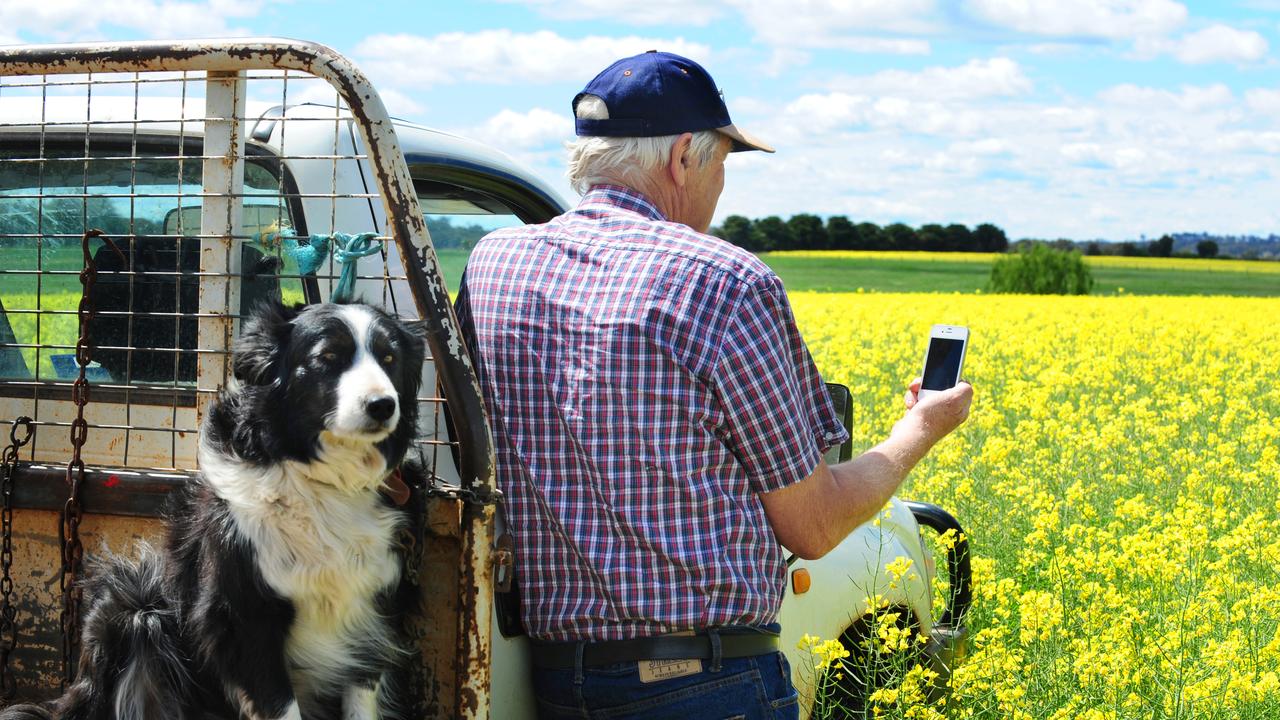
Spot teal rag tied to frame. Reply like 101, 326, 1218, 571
259, 228, 383, 303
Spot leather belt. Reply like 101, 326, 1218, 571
529, 631, 780, 670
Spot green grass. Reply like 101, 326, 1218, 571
6, 246, 1277, 365
432, 247, 1280, 297
758, 252, 1280, 296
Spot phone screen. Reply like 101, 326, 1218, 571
922, 337, 965, 391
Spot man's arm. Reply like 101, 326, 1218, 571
760, 378, 973, 560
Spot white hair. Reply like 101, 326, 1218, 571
566, 94, 727, 195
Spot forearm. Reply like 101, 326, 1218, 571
761, 384, 971, 560
818, 429, 935, 547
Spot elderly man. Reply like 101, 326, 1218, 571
455, 51, 973, 719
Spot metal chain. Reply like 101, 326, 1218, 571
58, 229, 120, 688
0, 417, 34, 701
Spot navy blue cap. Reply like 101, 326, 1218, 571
573, 51, 774, 153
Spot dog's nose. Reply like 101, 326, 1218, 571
365, 396, 397, 423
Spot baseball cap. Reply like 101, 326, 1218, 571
573, 50, 774, 153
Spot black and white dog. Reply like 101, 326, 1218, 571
3, 300, 426, 720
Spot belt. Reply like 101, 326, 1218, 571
529, 631, 780, 670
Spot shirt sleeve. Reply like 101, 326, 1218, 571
713, 272, 851, 494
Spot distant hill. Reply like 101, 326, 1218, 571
1031, 233, 1279, 261
1169, 233, 1280, 260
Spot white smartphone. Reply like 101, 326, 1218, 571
918, 324, 969, 399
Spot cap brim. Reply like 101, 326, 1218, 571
717, 123, 774, 153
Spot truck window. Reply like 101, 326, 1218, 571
0, 143, 301, 390
414, 177, 530, 290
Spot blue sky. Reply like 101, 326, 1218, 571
3, 0, 1279, 241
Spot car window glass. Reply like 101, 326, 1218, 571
0, 146, 299, 387
414, 178, 527, 291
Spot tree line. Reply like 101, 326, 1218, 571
1032, 235, 1222, 259
710, 214, 1010, 253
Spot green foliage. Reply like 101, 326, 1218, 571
987, 243, 1094, 295
826, 215, 857, 250
788, 213, 828, 250
1196, 239, 1219, 258
425, 216, 491, 249
1119, 241, 1145, 257
716, 214, 764, 251
1149, 234, 1174, 257
710, 213, 1007, 254
973, 223, 1009, 252
883, 223, 918, 251
755, 215, 793, 251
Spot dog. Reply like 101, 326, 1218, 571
1, 300, 427, 720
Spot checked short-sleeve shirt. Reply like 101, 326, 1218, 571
454, 185, 849, 642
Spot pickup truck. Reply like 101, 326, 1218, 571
0, 38, 969, 718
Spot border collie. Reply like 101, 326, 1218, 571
2, 300, 426, 720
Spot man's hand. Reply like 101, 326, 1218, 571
897, 376, 974, 447
760, 377, 975, 560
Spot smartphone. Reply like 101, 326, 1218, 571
919, 324, 969, 399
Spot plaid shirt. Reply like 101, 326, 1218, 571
454, 185, 848, 642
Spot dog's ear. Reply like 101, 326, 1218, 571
403, 319, 428, 363
233, 299, 298, 386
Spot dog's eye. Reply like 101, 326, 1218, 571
381, 354, 395, 365
322, 351, 338, 363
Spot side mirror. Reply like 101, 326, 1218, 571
823, 383, 854, 464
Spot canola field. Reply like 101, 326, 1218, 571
789, 291, 1280, 719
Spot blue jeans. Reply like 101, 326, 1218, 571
531, 643, 799, 720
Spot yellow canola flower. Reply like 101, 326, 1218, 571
789, 290, 1280, 719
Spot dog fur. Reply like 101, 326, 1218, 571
1, 300, 426, 720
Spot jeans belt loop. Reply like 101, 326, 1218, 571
573, 641, 585, 685
708, 627, 723, 673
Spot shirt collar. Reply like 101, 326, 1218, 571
577, 184, 668, 222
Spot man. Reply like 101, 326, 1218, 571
455, 50, 974, 719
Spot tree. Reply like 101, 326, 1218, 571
1196, 240, 1219, 259
826, 215, 857, 250
988, 243, 1094, 295
973, 223, 1009, 253
1149, 234, 1174, 257
754, 216, 792, 252
883, 223, 918, 251
1085, 242, 1102, 256
717, 215, 762, 251
1119, 242, 1144, 257
944, 223, 973, 252
856, 222, 885, 250
916, 224, 947, 252
787, 213, 828, 250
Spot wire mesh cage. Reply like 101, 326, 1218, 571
0, 50, 487, 497
0, 39, 498, 717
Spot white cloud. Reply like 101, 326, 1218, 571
377, 88, 428, 120
464, 108, 573, 152
1153, 24, 1271, 64
826, 58, 1033, 101
964, 0, 1188, 39
498, 0, 726, 25
760, 48, 813, 77
0, 0, 262, 41
354, 31, 712, 89
1211, 131, 1280, 154
730, 0, 940, 49
1098, 82, 1234, 111
1245, 88, 1280, 113
702, 74, 1280, 240
828, 37, 932, 55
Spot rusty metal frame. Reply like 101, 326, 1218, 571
0, 37, 494, 500
0, 38, 497, 718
